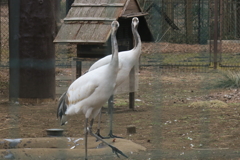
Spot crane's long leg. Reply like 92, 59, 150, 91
95, 108, 105, 139
85, 118, 88, 160
95, 108, 112, 140
108, 95, 122, 138
87, 119, 128, 158
95, 95, 122, 139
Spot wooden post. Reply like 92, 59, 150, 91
129, 67, 135, 110
127, 125, 136, 134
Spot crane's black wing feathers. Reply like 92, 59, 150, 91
57, 92, 67, 120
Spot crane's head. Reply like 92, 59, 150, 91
111, 20, 120, 32
132, 17, 139, 29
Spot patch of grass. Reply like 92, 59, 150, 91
114, 98, 128, 106
215, 70, 240, 89
179, 115, 193, 120
134, 120, 141, 123
189, 100, 228, 108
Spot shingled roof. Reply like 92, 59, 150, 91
54, 0, 147, 44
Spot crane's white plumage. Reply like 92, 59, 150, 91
88, 17, 141, 94
57, 21, 120, 125
57, 21, 127, 159
89, 17, 141, 138
58, 52, 118, 124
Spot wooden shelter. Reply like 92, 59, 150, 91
54, 0, 152, 109
54, 0, 152, 56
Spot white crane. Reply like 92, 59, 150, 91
57, 21, 127, 160
88, 17, 141, 138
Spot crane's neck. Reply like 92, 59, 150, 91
131, 23, 141, 50
110, 28, 119, 68
128, 22, 141, 66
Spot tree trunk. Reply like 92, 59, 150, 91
9, 0, 57, 101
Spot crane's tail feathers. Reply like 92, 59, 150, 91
57, 92, 68, 125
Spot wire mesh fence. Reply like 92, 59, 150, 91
137, 0, 210, 68
1, 1, 240, 159
0, 0, 239, 68
0, 0, 9, 67
137, 0, 240, 68
219, 0, 240, 67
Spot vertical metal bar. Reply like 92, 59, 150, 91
213, 0, 219, 69
198, 0, 201, 43
209, 0, 212, 65
9, 0, 20, 100
219, 0, 223, 64
185, 0, 193, 44
76, 59, 82, 78
0, 1, 1, 62
8, 0, 20, 138
237, 0, 240, 38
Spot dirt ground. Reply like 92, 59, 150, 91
1, 65, 240, 159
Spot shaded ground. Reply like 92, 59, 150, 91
0, 137, 146, 159
0, 67, 240, 159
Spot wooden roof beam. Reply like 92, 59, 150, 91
53, 39, 106, 44
64, 17, 116, 22
121, 12, 148, 18
72, 3, 125, 7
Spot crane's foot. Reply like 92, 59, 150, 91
88, 127, 127, 158
108, 130, 123, 139
95, 129, 110, 141
95, 130, 123, 141
110, 145, 128, 158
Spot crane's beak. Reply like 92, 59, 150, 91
60, 115, 68, 126
111, 21, 120, 30
132, 17, 139, 29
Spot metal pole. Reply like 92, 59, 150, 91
209, 0, 212, 65
219, 0, 223, 63
0, 1, 1, 62
198, 0, 201, 44
9, 0, 20, 100
213, 0, 219, 69
237, 0, 240, 38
